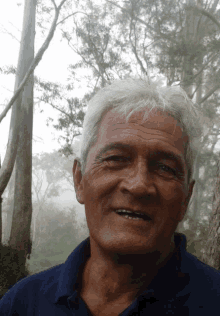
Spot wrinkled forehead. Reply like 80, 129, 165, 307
99, 109, 188, 148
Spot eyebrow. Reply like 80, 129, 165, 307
95, 142, 185, 170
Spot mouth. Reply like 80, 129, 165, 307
114, 209, 152, 221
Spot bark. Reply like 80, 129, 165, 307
202, 161, 220, 269
8, 0, 36, 261
198, 84, 220, 104
9, 78, 34, 259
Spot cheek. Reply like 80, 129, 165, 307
83, 172, 119, 214
87, 171, 118, 193
159, 180, 186, 202
157, 182, 187, 216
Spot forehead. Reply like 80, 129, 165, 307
95, 110, 188, 155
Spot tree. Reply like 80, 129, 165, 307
0, 0, 73, 293
4, 0, 217, 267
0, 0, 68, 235
202, 158, 220, 269
8, 0, 36, 264
39, 0, 220, 264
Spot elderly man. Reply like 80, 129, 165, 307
0, 78, 220, 315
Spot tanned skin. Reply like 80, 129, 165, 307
73, 110, 194, 316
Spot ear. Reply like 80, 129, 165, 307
73, 159, 84, 204
179, 180, 195, 222
185, 180, 195, 208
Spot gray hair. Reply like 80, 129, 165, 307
74, 78, 203, 184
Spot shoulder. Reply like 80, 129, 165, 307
183, 251, 220, 286
178, 250, 220, 314
175, 233, 220, 291
0, 238, 90, 315
0, 264, 63, 315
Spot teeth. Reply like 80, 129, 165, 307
115, 209, 133, 214
123, 214, 144, 221
115, 209, 145, 216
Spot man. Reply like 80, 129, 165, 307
0, 78, 219, 315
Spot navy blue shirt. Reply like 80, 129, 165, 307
0, 233, 220, 315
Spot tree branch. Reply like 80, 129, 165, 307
106, 0, 154, 32
47, 101, 75, 122
129, 19, 148, 77
198, 7, 220, 29
198, 84, 220, 104
193, 52, 217, 80
56, 11, 88, 26
58, 0, 66, 10
190, 82, 201, 99
0, 0, 67, 124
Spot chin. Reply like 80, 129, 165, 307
91, 230, 160, 256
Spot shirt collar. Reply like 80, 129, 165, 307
52, 232, 189, 305
52, 237, 91, 304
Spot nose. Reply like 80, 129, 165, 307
119, 158, 156, 198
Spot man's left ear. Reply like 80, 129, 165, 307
73, 159, 84, 204
180, 180, 195, 221
186, 180, 195, 207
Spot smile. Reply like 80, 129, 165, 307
115, 209, 152, 221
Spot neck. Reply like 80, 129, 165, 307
81, 236, 175, 302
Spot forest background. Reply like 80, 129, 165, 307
0, 0, 220, 297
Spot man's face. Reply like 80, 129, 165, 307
73, 110, 194, 255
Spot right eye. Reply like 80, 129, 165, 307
104, 155, 130, 167
105, 155, 127, 162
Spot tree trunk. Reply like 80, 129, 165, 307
181, 3, 196, 96
202, 160, 220, 269
9, 0, 36, 263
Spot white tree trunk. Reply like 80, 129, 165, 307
9, 0, 36, 262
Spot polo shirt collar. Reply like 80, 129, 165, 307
53, 237, 91, 304
52, 233, 190, 305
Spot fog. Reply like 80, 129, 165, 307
2, 154, 89, 275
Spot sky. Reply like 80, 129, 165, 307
0, 0, 88, 219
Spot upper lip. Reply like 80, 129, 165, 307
114, 208, 152, 220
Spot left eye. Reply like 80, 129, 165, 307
158, 163, 176, 175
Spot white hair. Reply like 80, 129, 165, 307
74, 78, 203, 184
